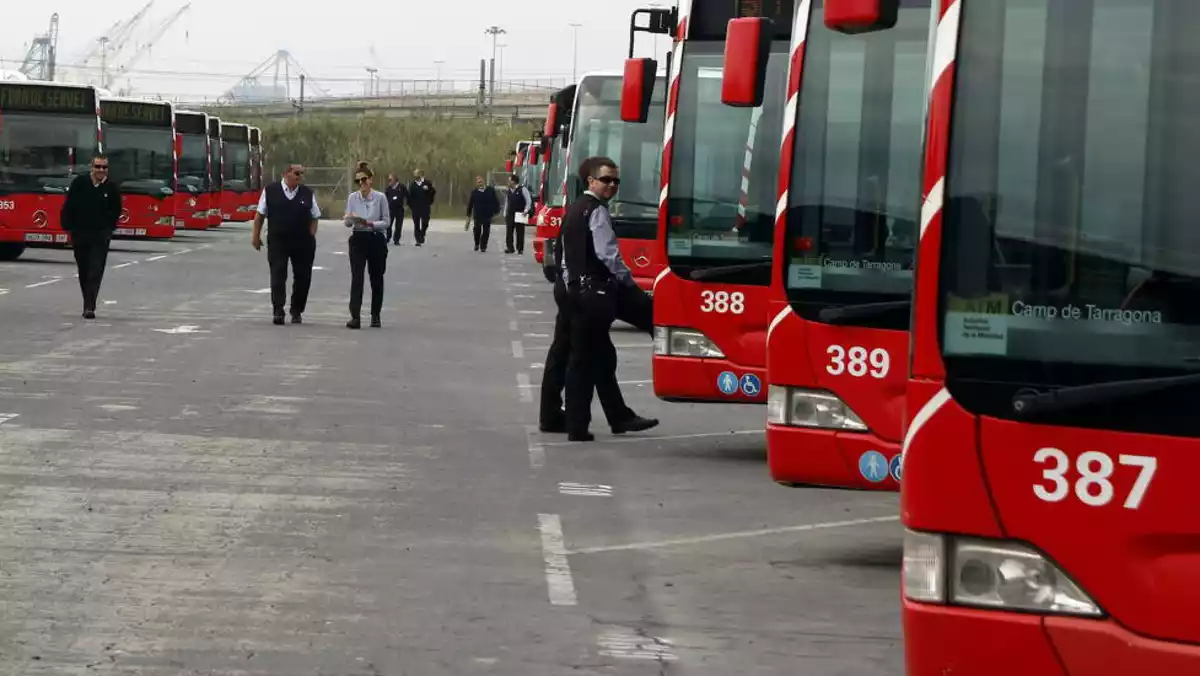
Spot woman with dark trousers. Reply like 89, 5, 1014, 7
343, 162, 391, 329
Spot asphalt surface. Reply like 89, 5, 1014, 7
0, 219, 903, 675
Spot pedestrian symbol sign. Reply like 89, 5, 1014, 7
859, 450, 888, 483
717, 371, 739, 396
739, 374, 761, 397
889, 454, 902, 483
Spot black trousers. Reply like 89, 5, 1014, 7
388, 212, 403, 243
505, 214, 525, 253
349, 231, 388, 318
473, 218, 492, 251
412, 210, 431, 244
71, 229, 113, 311
540, 279, 652, 427
563, 280, 642, 434
267, 232, 315, 317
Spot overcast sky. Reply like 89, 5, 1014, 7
1, 0, 673, 101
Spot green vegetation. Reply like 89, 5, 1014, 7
244, 115, 535, 217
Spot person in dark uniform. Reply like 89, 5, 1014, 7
252, 163, 321, 325
558, 156, 659, 442
408, 169, 436, 246
466, 175, 501, 253
384, 173, 407, 245
538, 220, 654, 433
61, 153, 122, 319
504, 173, 533, 255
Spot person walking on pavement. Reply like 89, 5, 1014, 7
504, 173, 533, 255
343, 162, 390, 329
252, 163, 321, 325
558, 156, 659, 442
408, 169, 436, 247
384, 173, 407, 245
465, 175, 500, 253
61, 154, 122, 319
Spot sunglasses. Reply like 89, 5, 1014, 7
592, 175, 620, 186
93, 164, 109, 170
355, 176, 370, 183
290, 170, 305, 176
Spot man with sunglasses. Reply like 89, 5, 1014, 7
61, 154, 122, 319
253, 163, 321, 325
556, 156, 659, 442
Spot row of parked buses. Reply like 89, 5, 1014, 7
0, 80, 265, 261
524, 0, 1199, 672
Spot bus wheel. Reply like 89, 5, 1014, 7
0, 243, 26, 261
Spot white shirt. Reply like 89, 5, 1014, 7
257, 181, 322, 219
343, 189, 390, 233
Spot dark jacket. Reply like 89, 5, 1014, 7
61, 174, 122, 233
385, 183, 407, 216
263, 181, 317, 238
466, 186, 501, 221
561, 193, 609, 286
408, 178, 436, 213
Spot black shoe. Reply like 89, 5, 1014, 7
370, 315, 381, 328
539, 419, 568, 434
83, 310, 96, 320
568, 432, 595, 442
273, 314, 285, 326
290, 315, 302, 325
347, 318, 361, 329
612, 416, 659, 435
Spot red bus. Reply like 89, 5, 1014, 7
99, 97, 177, 239
206, 116, 223, 227
0, 81, 100, 260
220, 122, 251, 222
174, 111, 212, 230
533, 86, 574, 270
567, 70, 666, 292
902, 0, 1200, 673
623, 0, 790, 403
761, 0, 931, 491
247, 126, 263, 219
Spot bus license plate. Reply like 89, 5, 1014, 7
115, 228, 147, 236
24, 233, 53, 243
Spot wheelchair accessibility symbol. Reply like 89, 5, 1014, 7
739, 374, 761, 397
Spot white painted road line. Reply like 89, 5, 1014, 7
558, 482, 613, 497
0, 413, 18, 425
172, 248, 193, 255
146, 255, 168, 261
520, 310, 544, 315
0, 289, 9, 296
525, 425, 545, 470
542, 429, 763, 447
537, 514, 578, 606
570, 516, 901, 555
113, 262, 137, 269
511, 340, 525, 359
25, 278, 62, 289
516, 373, 533, 403
597, 629, 678, 662
524, 333, 550, 338
614, 343, 652, 350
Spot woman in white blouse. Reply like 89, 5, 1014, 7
343, 162, 391, 329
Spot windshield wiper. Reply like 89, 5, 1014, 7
818, 300, 912, 325
688, 260, 773, 281
1012, 372, 1200, 416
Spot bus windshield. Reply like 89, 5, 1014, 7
223, 142, 250, 189
784, 0, 930, 329
545, 143, 568, 208
523, 158, 543, 199
104, 124, 174, 195
208, 135, 222, 190
666, 41, 789, 281
569, 75, 665, 237
178, 134, 208, 193
939, 0, 1200, 433
0, 113, 97, 194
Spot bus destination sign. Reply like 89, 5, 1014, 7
223, 125, 249, 142
175, 112, 207, 135
101, 100, 171, 127
0, 84, 95, 114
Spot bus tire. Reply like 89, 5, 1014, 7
0, 243, 26, 261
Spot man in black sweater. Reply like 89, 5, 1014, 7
408, 169, 436, 246
384, 174, 407, 245
61, 154, 122, 319
465, 176, 501, 252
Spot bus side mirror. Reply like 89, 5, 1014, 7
505, 159, 514, 172
544, 103, 559, 138
174, 133, 183, 158
825, 0, 899, 34
721, 18, 773, 107
621, 58, 658, 124
530, 147, 541, 165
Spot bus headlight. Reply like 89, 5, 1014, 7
766, 387, 867, 431
903, 530, 1102, 617
654, 327, 724, 358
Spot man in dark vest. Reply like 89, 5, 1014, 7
558, 156, 659, 441
408, 168, 436, 246
504, 173, 534, 255
252, 163, 321, 325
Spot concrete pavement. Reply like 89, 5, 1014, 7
0, 220, 903, 675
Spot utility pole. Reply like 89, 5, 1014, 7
365, 67, 378, 97
434, 60, 445, 93
497, 44, 507, 91
484, 25, 506, 111
569, 23, 583, 84
99, 37, 110, 89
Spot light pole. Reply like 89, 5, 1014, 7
569, 23, 583, 85
497, 44, 507, 91
365, 67, 378, 97
484, 25, 507, 109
